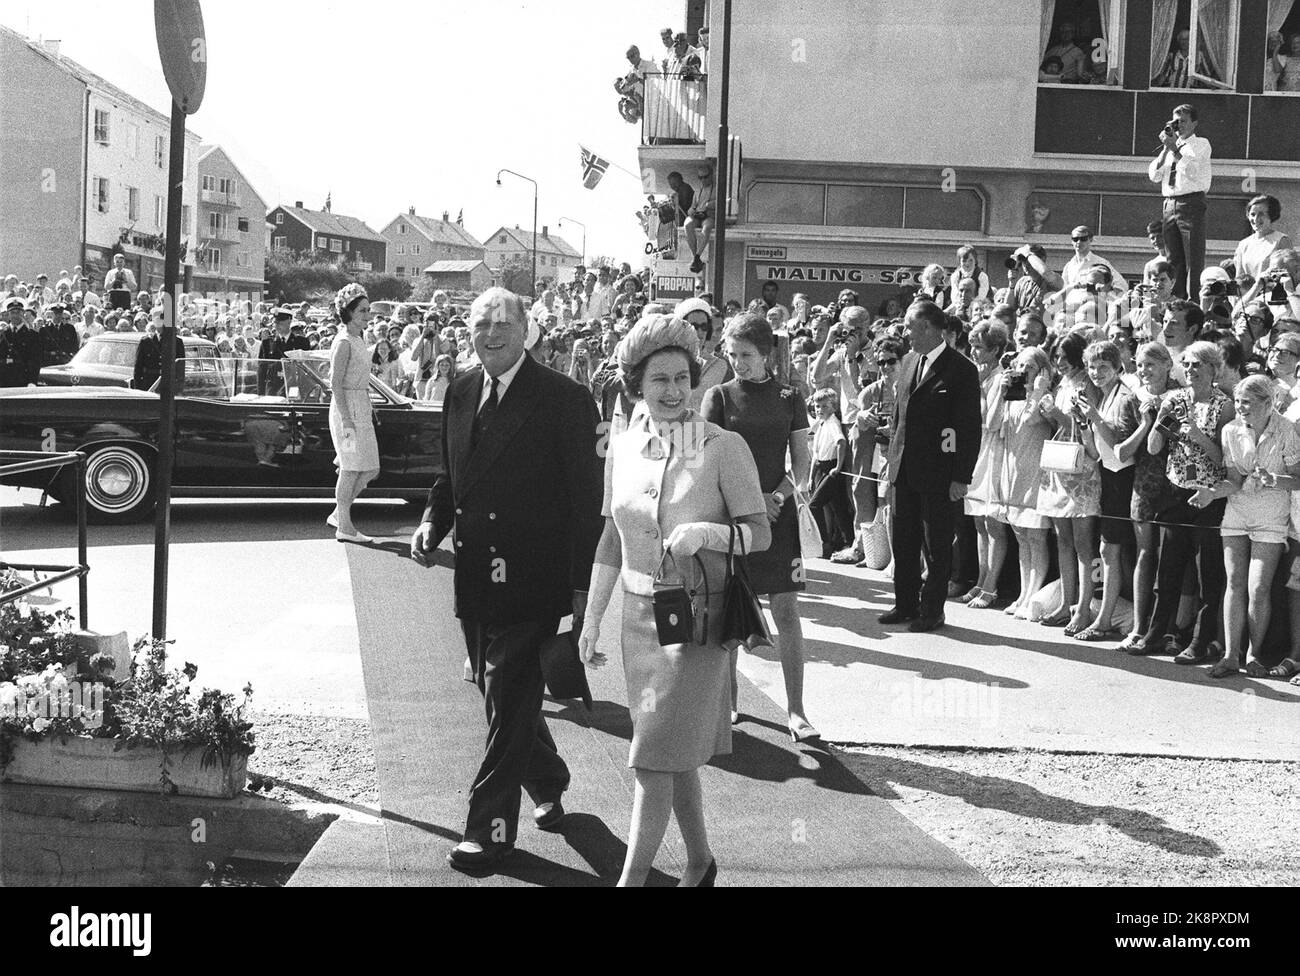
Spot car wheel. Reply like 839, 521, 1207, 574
74, 444, 157, 523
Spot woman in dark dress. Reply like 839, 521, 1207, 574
702, 312, 819, 743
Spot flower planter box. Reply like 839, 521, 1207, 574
2, 736, 248, 798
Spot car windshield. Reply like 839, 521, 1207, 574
70, 338, 136, 368
207, 355, 410, 407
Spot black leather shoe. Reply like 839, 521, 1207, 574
447, 840, 514, 874
533, 799, 565, 831
908, 614, 946, 633
878, 608, 918, 625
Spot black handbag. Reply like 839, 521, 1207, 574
652, 550, 709, 647
721, 524, 773, 652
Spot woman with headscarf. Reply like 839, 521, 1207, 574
327, 284, 380, 543
702, 312, 817, 742
578, 314, 770, 887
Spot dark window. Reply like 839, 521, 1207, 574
1025, 191, 1101, 236
747, 182, 825, 224
903, 187, 984, 231
237, 217, 249, 233
826, 184, 904, 227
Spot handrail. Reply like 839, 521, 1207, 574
0, 450, 89, 627
641, 71, 708, 146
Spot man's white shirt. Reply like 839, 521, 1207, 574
1147, 134, 1212, 196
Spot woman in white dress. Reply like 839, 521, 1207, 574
1232, 195, 1291, 283
960, 320, 1009, 610
327, 283, 380, 543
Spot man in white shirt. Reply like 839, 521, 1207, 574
1148, 103, 1212, 300
1061, 225, 1128, 291
587, 266, 615, 321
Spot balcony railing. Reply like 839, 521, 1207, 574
201, 188, 240, 207
641, 72, 707, 147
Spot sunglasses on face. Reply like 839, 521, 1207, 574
1072, 236, 1091, 243
877, 358, 898, 366
1247, 315, 1268, 325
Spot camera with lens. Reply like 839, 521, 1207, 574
1163, 120, 1178, 136
1003, 255, 1020, 271
1003, 368, 1028, 401
1203, 279, 1237, 298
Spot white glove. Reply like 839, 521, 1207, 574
664, 522, 751, 560
578, 619, 604, 668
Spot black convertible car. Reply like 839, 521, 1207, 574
0, 352, 443, 522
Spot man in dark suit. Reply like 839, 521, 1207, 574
411, 287, 603, 874
257, 308, 310, 395
881, 301, 980, 632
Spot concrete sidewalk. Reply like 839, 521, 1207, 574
737, 561, 1300, 760
289, 537, 987, 886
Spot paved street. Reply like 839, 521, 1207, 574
4, 486, 1295, 763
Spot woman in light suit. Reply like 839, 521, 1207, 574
579, 315, 770, 887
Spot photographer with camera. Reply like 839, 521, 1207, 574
1116, 257, 1177, 342
1148, 103, 1211, 300
811, 304, 874, 563
1239, 248, 1300, 326
1006, 243, 1064, 314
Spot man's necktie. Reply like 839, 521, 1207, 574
910, 357, 923, 394
471, 376, 499, 449
1166, 146, 1178, 189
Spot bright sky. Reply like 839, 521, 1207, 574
0, 0, 685, 264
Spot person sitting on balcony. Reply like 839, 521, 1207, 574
697, 26, 709, 73
1042, 21, 1086, 83
1038, 55, 1064, 83
666, 171, 695, 229
685, 162, 715, 274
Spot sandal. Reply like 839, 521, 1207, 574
1208, 661, 1240, 679
968, 590, 997, 610
1117, 632, 1144, 653
1268, 658, 1300, 679
957, 586, 982, 604
1003, 601, 1021, 616
1243, 659, 1271, 679
1063, 619, 1090, 637
1073, 626, 1119, 642
1040, 610, 1070, 627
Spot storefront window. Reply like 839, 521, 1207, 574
826, 184, 903, 227
903, 188, 985, 232
1024, 190, 1101, 236
747, 182, 825, 224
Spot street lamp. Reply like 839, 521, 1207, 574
496, 168, 538, 299
558, 216, 586, 266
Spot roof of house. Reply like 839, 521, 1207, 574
197, 144, 269, 211
0, 25, 199, 137
485, 226, 581, 260
423, 260, 489, 274
385, 213, 484, 250
274, 205, 385, 243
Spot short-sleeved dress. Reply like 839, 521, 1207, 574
329, 330, 380, 471
965, 366, 1006, 519
1036, 375, 1102, 519
701, 376, 808, 594
605, 409, 765, 772
995, 380, 1053, 529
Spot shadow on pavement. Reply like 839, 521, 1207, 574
841, 751, 1222, 857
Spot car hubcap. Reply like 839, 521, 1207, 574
85, 449, 149, 514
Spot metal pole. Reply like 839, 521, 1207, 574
76, 453, 88, 629
531, 186, 538, 300
711, 0, 732, 305
152, 99, 185, 640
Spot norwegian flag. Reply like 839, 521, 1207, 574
580, 146, 609, 190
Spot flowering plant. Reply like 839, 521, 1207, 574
0, 593, 256, 788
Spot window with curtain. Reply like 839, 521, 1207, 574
1039, 0, 1125, 86
1151, 0, 1239, 90
1264, 0, 1300, 92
